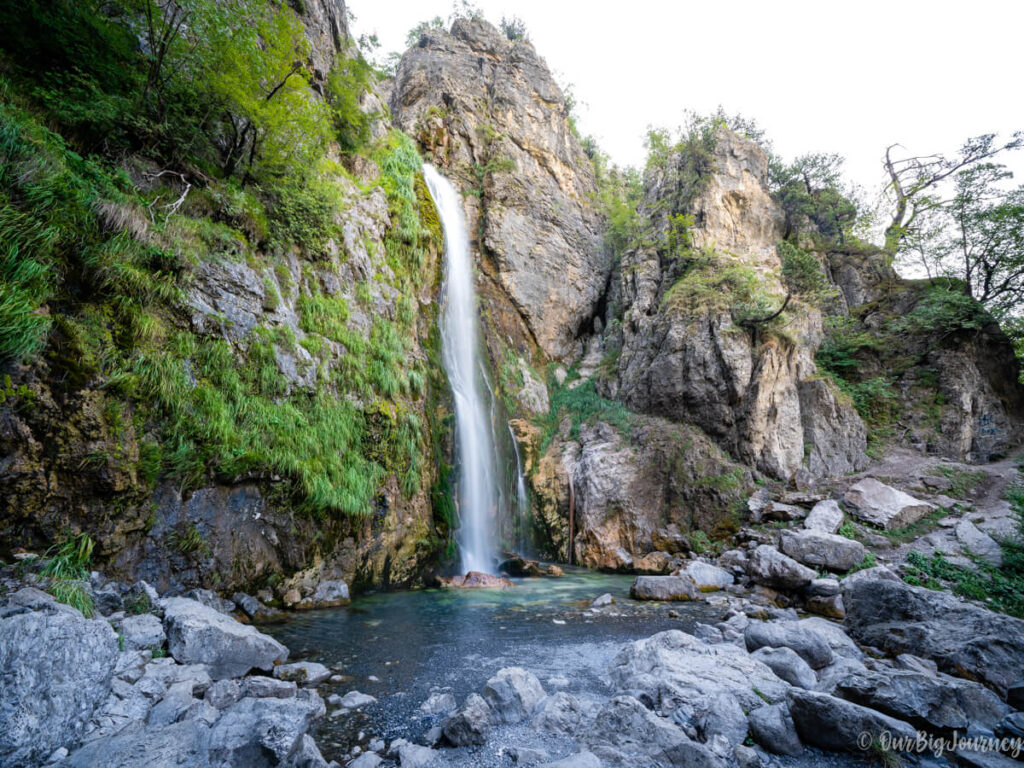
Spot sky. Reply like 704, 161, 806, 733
350, 0, 1024, 210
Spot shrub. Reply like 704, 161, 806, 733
893, 285, 991, 336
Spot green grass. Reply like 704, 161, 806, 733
537, 376, 634, 454
41, 530, 95, 617
927, 465, 987, 498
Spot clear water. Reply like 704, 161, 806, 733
265, 567, 725, 764
423, 164, 500, 574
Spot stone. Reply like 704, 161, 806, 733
633, 551, 673, 574
231, 592, 280, 621
779, 529, 866, 572
394, 742, 439, 768
305, 579, 350, 608
787, 688, 917, 752
750, 647, 817, 689
162, 597, 288, 680
147, 680, 197, 726
802, 499, 845, 534
349, 753, 383, 768
245, 676, 297, 699
763, 502, 808, 522
679, 561, 734, 590
119, 612, 166, 651
483, 666, 546, 724
440, 571, 515, 589
1008, 682, 1024, 711
509, 746, 549, 764
207, 690, 326, 763
274, 661, 331, 687
747, 703, 803, 755
339, 690, 377, 709
807, 578, 841, 597
840, 565, 901, 586
806, 594, 845, 619
745, 545, 817, 590
844, 478, 936, 530
842, 577, 1024, 696
630, 574, 700, 601
419, 692, 456, 715
442, 693, 491, 746
179, 588, 236, 615
532, 692, 584, 734
733, 744, 763, 768
590, 593, 614, 608
893, 653, 939, 676
744, 620, 834, 669
955, 520, 1004, 567
652, 524, 691, 554
204, 679, 243, 709
538, 753, 602, 768
282, 733, 333, 768
0, 606, 119, 766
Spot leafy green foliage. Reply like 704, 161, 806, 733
42, 530, 95, 617
269, 179, 341, 253
769, 153, 860, 244
538, 376, 633, 454
778, 241, 834, 305
892, 285, 992, 336
326, 54, 379, 153
499, 16, 529, 41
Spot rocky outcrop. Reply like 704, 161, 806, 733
390, 19, 606, 363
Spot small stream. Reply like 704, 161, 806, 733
266, 567, 726, 764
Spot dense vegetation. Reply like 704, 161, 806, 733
0, 0, 447, 525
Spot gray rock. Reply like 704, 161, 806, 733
538, 753, 602, 768
282, 733, 333, 768
806, 594, 845, 619
63, 720, 209, 767
796, 617, 863, 659
750, 647, 817, 689
836, 668, 1010, 733
630, 574, 700, 601
803, 499, 844, 534
134, 658, 212, 699
955, 520, 1004, 567
893, 653, 939, 676
842, 577, 1024, 696
394, 742, 439, 767
744, 620, 834, 669
763, 502, 809, 522
747, 703, 803, 755
162, 597, 288, 680
807, 578, 841, 597
245, 676, 297, 699
483, 666, 546, 723
179, 588, 236, 615
349, 753, 384, 768
442, 693, 490, 746
208, 689, 326, 763
679, 561, 734, 590
205, 679, 243, 709
306, 579, 350, 608
779, 529, 866, 572
532, 691, 584, 734
840, 565, 901, 586
844, 478, 936, 530
338, 690, 377, 709
147, 680, 197, 726
509, 746, 549, 764
418, 692, 456, 715
733, 743, 763, 768
589, 593, 614, 608
274, 661, 331, 687
787, 688, 917, 752
231, 592, 280, 621
745, 545, 817, 590
119, 613, 165, 651
0, 606, 118, 765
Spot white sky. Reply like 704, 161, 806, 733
350, 0, 1024, 202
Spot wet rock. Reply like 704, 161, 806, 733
679, 561, 734, 591
779, 529, 866, 573
419, 692, 456, 715
955, 520, 1004, 567
836, 668, 1010, 733
630, 574, 700, 601
590, 593, 614, 608
483, 666, 546, 724
750, 647, 817, 689
533, 691, 584, 734
788, 688, 916, 752
843, 577, 1024, 696
745, 545, 816, 590
844, 478, 936, 530
802, 499, 845, 534
747, 703, 803, 755
275, 661, 331, 687
440, 571, 515, 589
162, 597, 288, 680
744, 621, 834, 669
120, 613, 166, 651
442, 693, 491, 746
0, 606, 119, 766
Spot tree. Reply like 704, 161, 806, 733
881, 132, 1023, 255
770, 153, 860, 244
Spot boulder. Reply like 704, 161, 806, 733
803, 499, 844, 534
630, 574, 700, 601
440, 571, 515, 589
779, 529, 866, 572
274, 661, 331, 687
842, 577, 1024, 696
840, 565, 901, 586
843, 478, 936, 530
419, 692, 457, 715
538, 752, 602, 768
750, 647, 816, 689
338, 690, 377, 709
231, 592, 283, 622
679, 561, 734, 591
120, 613, 166, 651
162, 597, 288, 680
533, 691, 585, 734
483, 666, 546, 724
590, 593, 614, 608
652, 525, 691, 554
179, 588, 236, 615
745, 545, 816, 590
0, 606, 119, 765
744, 621, 834, 669
306, 579, 350, 608
205, 679, 243, 709
245, 676, 297, 699
442, 693, 491, 746
747, 703, 803, 755
762, 502, 809, 522
955, 520, 1004, 567
394, 742, 439, 768
806, 594, 845, 619
633, 551, 674, 574
207, 690, 326, 763
787, 688, 916, 752
837, 668, 1010, 733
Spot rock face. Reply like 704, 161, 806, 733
390, 18, 606, 361
0, 602, 119, 766
844, 478, 936, 529
162, 597, 289, 680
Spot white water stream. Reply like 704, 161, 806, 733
423, 164, 500, 573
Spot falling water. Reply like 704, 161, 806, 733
424, 164, 500, 574
508, 423, 531, 556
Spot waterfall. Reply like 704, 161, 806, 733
423, 164, 500, 574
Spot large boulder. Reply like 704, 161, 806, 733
844, 478, 936, 530
532, 692, 585, 735
787, 688, 916, 752
843, 577, 1024, 696
162, 597, 288, 680
955, 520, 1004, 567
779, 529, 866, 573
442, 693, 491, 746
119, 613, 166, 651
483, 666, 546, 724
0, 603, 119, 765
750, 647, 817, 689
803, 499, 844, 534
208, 690, 326, 763
747, 703, 803, 756
745, 545, 816, 590
678, 561, 734, 591
630, 574, 700, 601
744, 621, 834, 669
